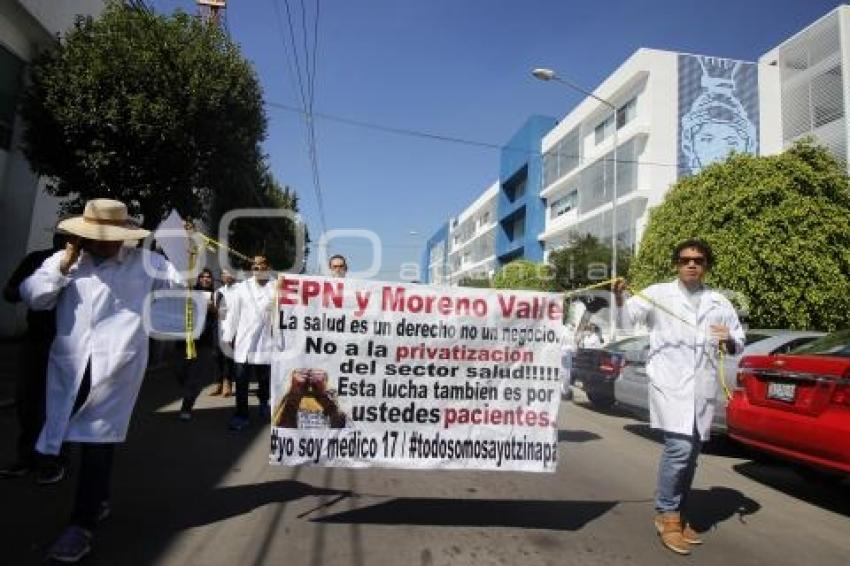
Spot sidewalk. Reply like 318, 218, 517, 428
0, 340, 277, 565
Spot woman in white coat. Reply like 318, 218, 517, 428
20, 199, 181, 563
614, 239, 744, 556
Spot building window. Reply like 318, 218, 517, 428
504, 168, 529, 202
0, 45, 25, 151
595, 97, 637, 145
543, 128, 581, 187
511, 215, 525, 241
616, 97, 637, 129
595, 116, 614, 145
550, 190, 578, 219
513, 178, 526, 199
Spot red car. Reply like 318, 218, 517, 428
727, 329, 850, 479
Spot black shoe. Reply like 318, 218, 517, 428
36, 457, 66, 486
0, 461, 32, 479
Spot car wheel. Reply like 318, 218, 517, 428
586, 389, 615, 408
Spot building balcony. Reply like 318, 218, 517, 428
540, 120, 650, 200
538, 191, 649, 243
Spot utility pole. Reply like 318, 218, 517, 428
197, 0, 227, 26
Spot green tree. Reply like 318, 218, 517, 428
221, 163, 307, 271
631, 140, 850, 331
491, 260, 557, 292
19, 2, 267, 229
548, 233, 632, 291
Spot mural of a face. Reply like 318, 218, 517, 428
691, 121, 750, 170
679, 56, 758, 175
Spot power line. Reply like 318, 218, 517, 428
276, 0, 328, 234
265, 100, 682, 170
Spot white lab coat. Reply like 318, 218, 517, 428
221, 277, 279, 365
216, 282, 239, 344
617, 280, 744, 440
21, 248, 181, 454
580, 333, 604, 349
560, 327, 578, 394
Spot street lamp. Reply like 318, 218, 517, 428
532, 67, 619, 340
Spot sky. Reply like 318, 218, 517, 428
152, 0, 842, 280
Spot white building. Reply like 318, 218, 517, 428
445, 182, 499, 285
538, 47, 782, 259
761, 5, 848, 167
0, 0, 106, 336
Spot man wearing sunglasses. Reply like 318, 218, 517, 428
613, 239, 744, 556
221, 255, 278, 431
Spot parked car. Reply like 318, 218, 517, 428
571, 336, 649, 408
727, 329, 850, 480
614, 330, 824, 434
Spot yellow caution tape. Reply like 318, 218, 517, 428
185, 245, 197, 360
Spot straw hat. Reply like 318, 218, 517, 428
57, 199, 150, 242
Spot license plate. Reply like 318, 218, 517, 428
767, 382, 796, 402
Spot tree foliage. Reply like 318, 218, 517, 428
491, 260, 557, 292
548, 233, 632, 291
19, 1, 267, 229
221, 163, 307, 272
631, 140, 850, 331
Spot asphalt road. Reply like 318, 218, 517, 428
2, 373, 848, 565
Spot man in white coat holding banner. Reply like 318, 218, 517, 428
613, 239, 744, 556
21, 199, 182, 563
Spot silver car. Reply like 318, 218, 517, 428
614, 330, 825, 434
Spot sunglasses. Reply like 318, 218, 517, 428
676, 256, 706, 267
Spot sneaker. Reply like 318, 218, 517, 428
35, 457, 66, 486
96, 500, 112, 523
46, 525, 92, 563
179, 411, 192, 421
654, 512, 691, 555
0, 461, 32, 479
228, 415, 250, 431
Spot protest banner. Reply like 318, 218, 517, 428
270, 276, 565, 472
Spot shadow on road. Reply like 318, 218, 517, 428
732, 461, 850, 517
1, 360, 304, 566
312, 497, 617, 531
571, 399, 634, 418
686, 486, 761, 532
557, 429, 602, 443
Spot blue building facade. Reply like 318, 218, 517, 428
495, 115, 557, 266
420, 115, 556, 283
421, 221, 449, 284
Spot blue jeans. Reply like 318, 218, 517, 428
655, 426, 702, 513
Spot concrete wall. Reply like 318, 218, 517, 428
0, 1, 105, 337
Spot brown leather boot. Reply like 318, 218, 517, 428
222, 379, 232, 397
654, 512, 691, 555
682, 523, 703, 545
